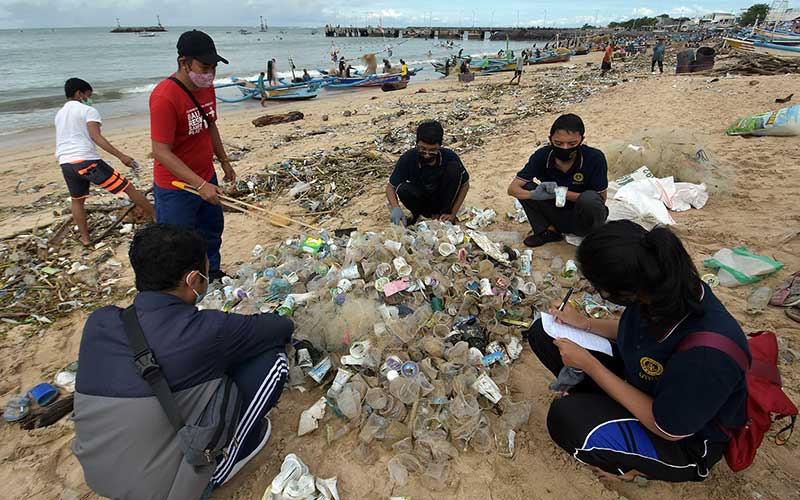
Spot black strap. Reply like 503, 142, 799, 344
168, 76, 210, 128
121, 306, 184, 432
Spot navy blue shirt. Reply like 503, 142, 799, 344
389, 147, 470, 191
516, 145, 609, 203
76, 291, 294, 397
617, 284, 749, 442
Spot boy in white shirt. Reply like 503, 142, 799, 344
55, 78, 154, 246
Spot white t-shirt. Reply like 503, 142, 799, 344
55, 100, 102, 164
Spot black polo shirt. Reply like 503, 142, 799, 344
516, 145, 609, 204
76, 291, 294, 397
389, 147, 470, 192
617, 284, 749, 442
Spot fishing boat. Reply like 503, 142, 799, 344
724, 37, 800, 57
527, 48, 574, 64
235, 85, 319, 101
327, 73, 403, 89
754, 27, 800, 42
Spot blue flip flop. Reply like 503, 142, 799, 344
29, 383, 58, 407
3, 394, 31, 422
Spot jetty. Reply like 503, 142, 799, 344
111, 16, 167, 33
324, 25, 608, 41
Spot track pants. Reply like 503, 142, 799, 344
210, 347, 288, 486
519, 184, 608, 236
527, 320, 726, 482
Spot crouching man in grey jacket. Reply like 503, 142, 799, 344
73, 224, 292, 499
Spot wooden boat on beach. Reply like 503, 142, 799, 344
724, 37, 800, 58
327, 74, 404, 89
236, 85, 319, 100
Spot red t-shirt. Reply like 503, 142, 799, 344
149, 75, 217, 189
603, 46, 613, 63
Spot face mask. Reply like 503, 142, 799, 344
418, 150, 439, 165
187, 271, 209, 304
552, 144, 580, 162
81, 95, 94, 106
189, 71, 215, 88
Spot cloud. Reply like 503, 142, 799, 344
632, 7, 655, 16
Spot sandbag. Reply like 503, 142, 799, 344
726, 105, 800, 137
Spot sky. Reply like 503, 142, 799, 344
0, 1, 773, 29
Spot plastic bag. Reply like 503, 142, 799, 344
704, 247, 783, 287
726, 105, 800, 137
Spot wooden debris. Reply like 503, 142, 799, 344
714, 53, 800, 76
252, 111, 304, 127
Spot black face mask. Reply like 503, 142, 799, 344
551, 144, 580, 162
419, 151, 439, 165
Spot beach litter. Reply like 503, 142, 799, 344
704, 247, 784, 287
194, 220, 587, 485
253, 111, 305, 127
264, 453, 340, 500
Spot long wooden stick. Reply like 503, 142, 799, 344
171, 181, 320, 231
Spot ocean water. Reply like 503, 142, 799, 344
0, 26, 542, 139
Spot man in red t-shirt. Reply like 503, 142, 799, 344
601, 42, 613, 76
150, 30, 236, 280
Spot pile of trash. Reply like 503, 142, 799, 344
0, 209, 139, 327
197, 220, 584, 486
228, 148, 394, 214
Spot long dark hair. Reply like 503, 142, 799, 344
576, 220, 703, 320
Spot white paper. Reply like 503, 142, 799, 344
541, 313, 613, 357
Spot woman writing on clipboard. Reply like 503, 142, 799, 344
526, 220, 749, 482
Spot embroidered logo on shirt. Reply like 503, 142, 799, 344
639, 357, 664, 377
573, 172, 585, 183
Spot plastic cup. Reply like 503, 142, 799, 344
393, 257, 412, 277
438, 242, 456, 257
555, 186, 568, 208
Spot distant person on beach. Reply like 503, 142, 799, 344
257, 71, 269, 106
302, 69, 311, 81
526, 220, 750, 482
339, 58, 346, 76
507, 114, 608, 247
73, 224, 291, 498
444, 58, 451, 77
55, 77, 154, 246
383, 58, 392, 73
386, 120, 470, 226
652, 40, 666, 74
149, 30, 236, 282
481, 54, 490, 71
510, 53, 524, 85
400, 59, 409, 80
267, 58, 278, 86
601, 42, 613, 75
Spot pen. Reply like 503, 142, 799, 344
558, 287, 574, 312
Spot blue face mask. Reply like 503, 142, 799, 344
188, 271, 210, 304
81, 95, 94, 106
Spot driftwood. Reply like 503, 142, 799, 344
714, 53, 800, 76
252, 111, 304, 127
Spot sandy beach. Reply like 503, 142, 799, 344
1, 50, 799, 500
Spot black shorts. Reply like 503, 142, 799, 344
60, 159, 129, 199
515, 70, 523, 75
601, 61, 612, 70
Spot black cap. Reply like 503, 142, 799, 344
177, 30, 228, 65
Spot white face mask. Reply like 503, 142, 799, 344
187, 270, 209, 304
